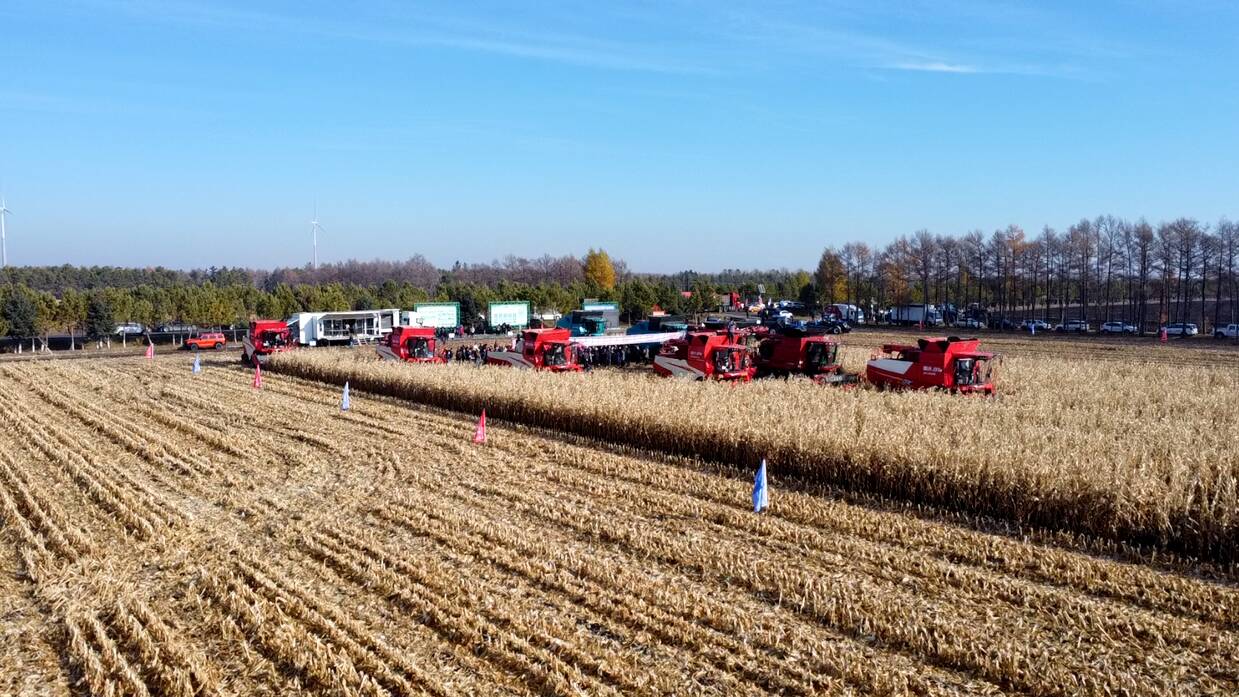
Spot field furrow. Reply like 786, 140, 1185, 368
0, 354, 1234, 696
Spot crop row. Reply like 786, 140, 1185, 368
269, 348, 1239, 561
381, 430, 1233, 695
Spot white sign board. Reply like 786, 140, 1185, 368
489, 301, 530, 328
414, 303, 460, 328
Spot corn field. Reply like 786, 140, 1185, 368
0, 355, 1236, 695
271, 335, 1239, 562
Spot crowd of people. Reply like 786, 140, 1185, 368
436, 340, 658, 368
577, 344, 649, 368
442, 344, 490, 364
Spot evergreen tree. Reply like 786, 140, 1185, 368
2, 285, 39, 337
85, 293, 115, 339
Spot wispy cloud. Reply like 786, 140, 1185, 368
77, 0, 719, 75
891, 61, 979, 74
62, 0, 1103, 80
704, 3, 1094, 79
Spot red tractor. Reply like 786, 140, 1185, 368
866, 336, 998, 394
754, 327, 855, 384
653, 331, 755, 381
486, 328, 582, 372
242, 319, 294, 366
376, 326, 444, 363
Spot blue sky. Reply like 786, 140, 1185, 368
2, 1, 1236, 273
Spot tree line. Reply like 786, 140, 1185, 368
816, 216, 1238, 331
5, 214, 1233, 342
0, 248, 816, 343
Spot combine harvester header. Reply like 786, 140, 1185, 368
654, 331, 754, 381
754, 326, 855, 385
866, 336, 998, 394
486, 328, 582, 371
486, 327, 688, 372
376, 326, 444, 363
242, 320, 295, 366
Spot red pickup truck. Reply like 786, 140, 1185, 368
184, 332, 228, 351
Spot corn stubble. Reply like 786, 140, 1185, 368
0, 356, 1235, 696
271, 341, 1239, 562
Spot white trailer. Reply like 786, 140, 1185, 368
288, 310, 396, 346
830, 303, 866, 325
887, 304, 943, 327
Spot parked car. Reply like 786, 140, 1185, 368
1099, 321, 1137, 334
1162, 323, 1198, 337
988, 318, 1016, 331
1019, 319, 1053, 333
156, 323, 199, 333
184, 332, 228, 351
956, 318, 985, 330
807, 318, 851, 334
113, 322, 145, 335
1055, 320, 1091, 333
1214, 323, 1239, 339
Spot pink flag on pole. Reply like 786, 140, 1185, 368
145, 343, 154, 359
473, 410, 487, 444
252, 362, 263, 389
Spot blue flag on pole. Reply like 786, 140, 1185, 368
192, 354, 201, 373
341, 381, 350, 411
753, 459, 769, 513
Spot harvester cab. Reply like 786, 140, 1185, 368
865, 336, 997, 394
754, 326, 846, 379
556, 310, 607, 337
654, 331, 754, 381
242, 320, 294, 366
376, 326, 443, 363
486, 328, 583, 371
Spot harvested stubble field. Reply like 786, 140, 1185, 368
272, 337, 1239, 562
2, 356, 1237, 696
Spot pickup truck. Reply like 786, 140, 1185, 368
184, 332, 227, 350
1214, 323, 1239, 339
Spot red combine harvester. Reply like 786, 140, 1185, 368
486, 328, 582, 372
653, 331, 754, 381
376, 326, 444, 363
241, 319, 294, 366
755, 327, 855, 384
866, 336, 998, 394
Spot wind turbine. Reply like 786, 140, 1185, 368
310, 202, 325, 269
0, 195, 10, 268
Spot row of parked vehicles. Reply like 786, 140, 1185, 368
953, 317, 1238, 337
1024, 320, 1239, 337
114, 322, 223, 335
110, 322, 232, 350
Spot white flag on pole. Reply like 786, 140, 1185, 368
752, 459, 769, 513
